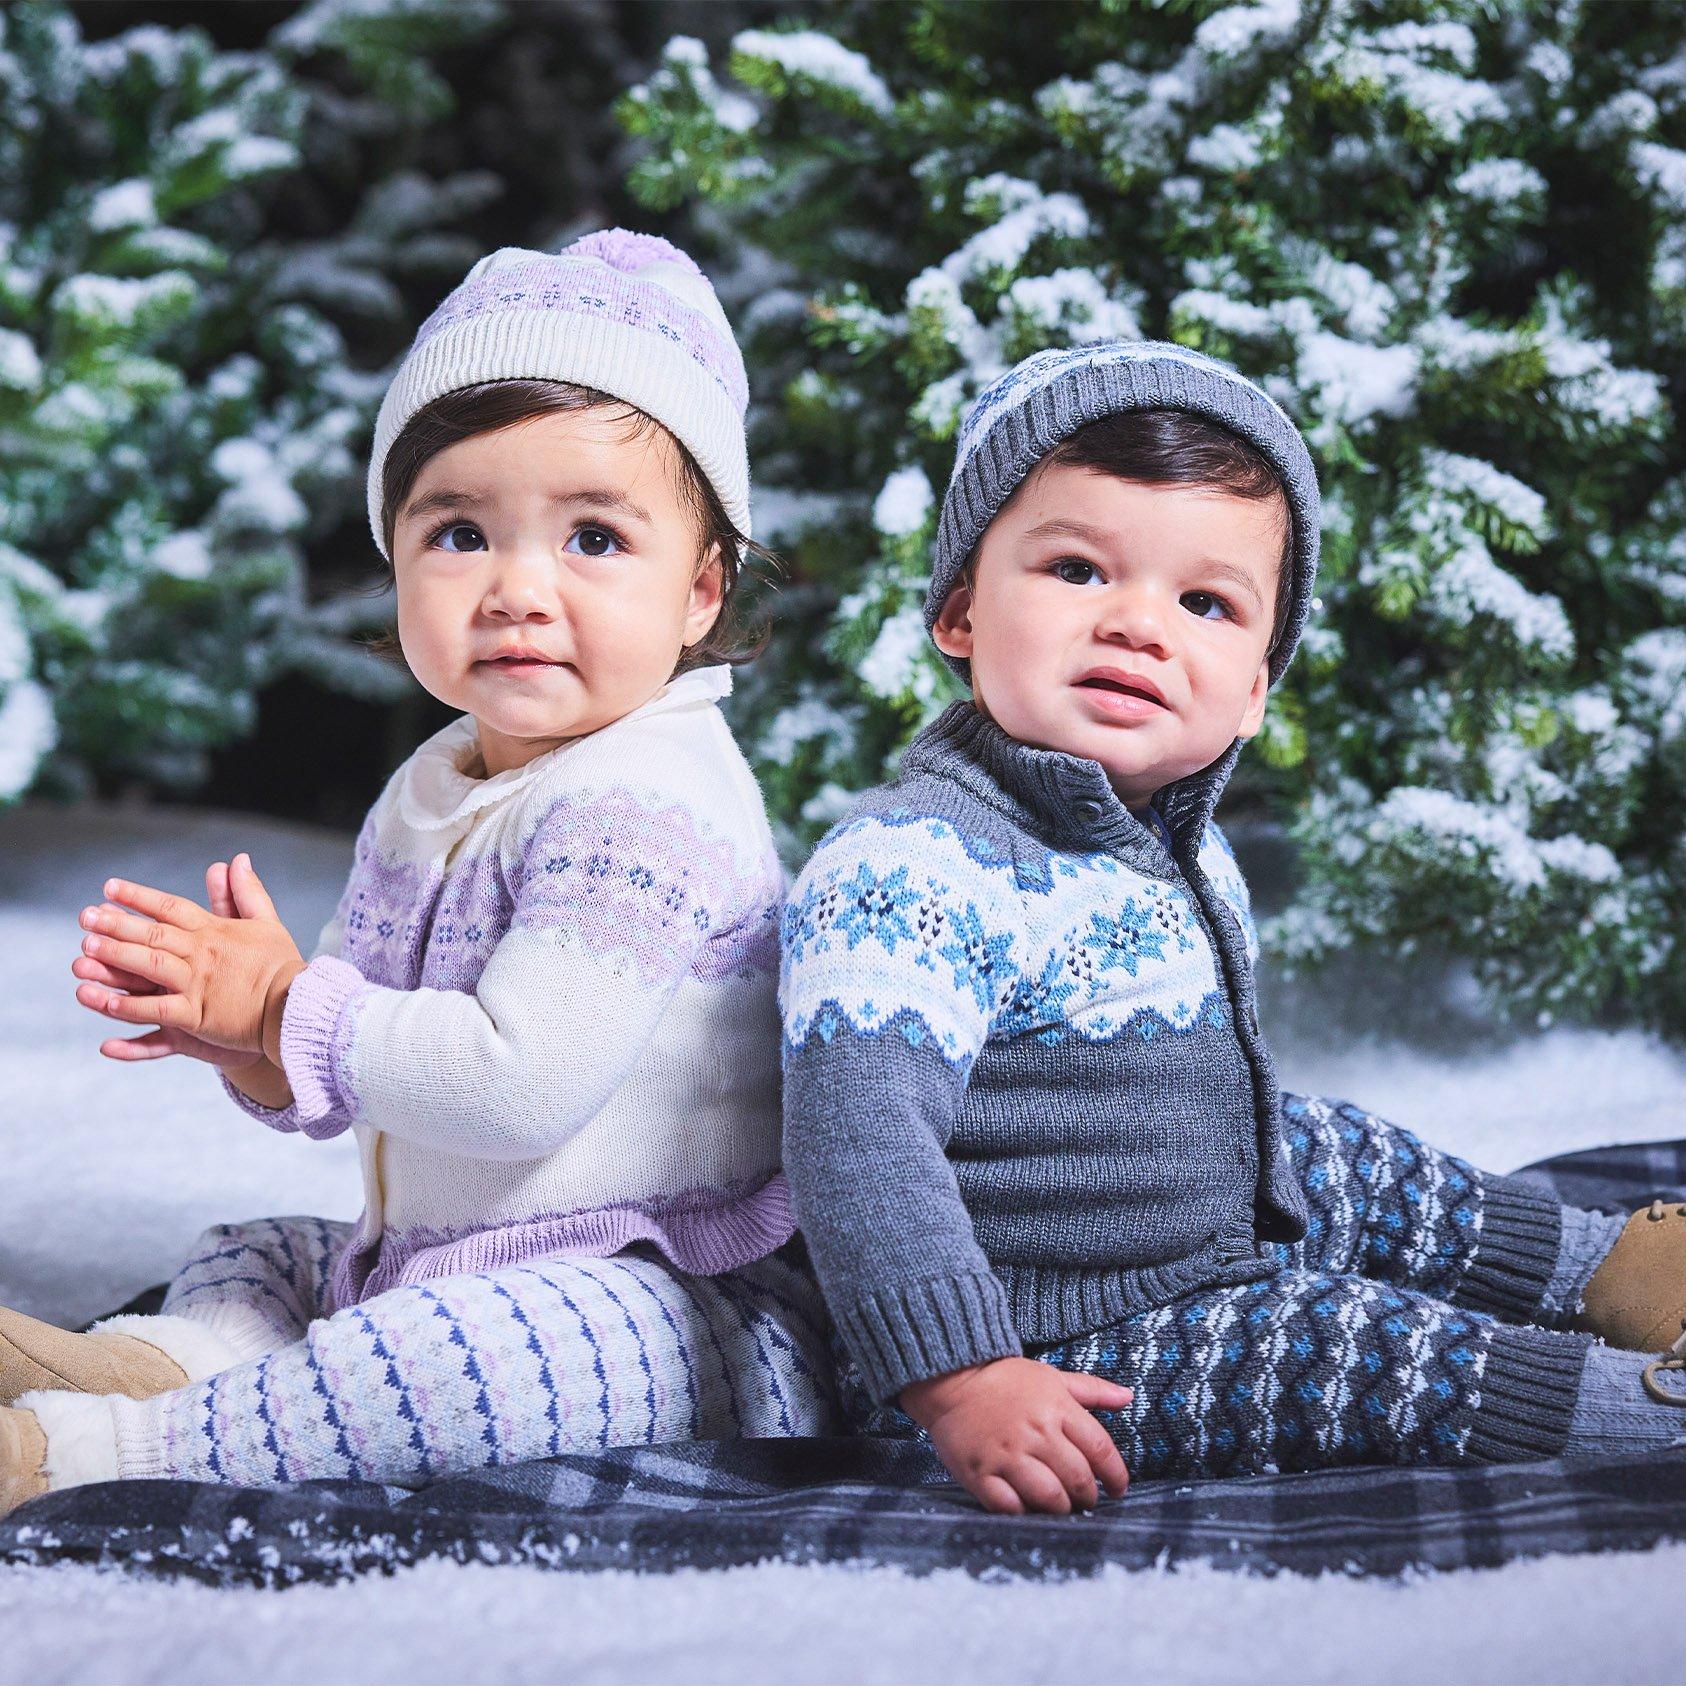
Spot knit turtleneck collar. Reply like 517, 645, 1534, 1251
899, 700, 1240, 871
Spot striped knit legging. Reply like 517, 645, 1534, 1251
839, 1093, 1610, 1478
93, 1223, 838, 1487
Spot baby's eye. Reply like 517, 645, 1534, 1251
430, 521, 487, 553
1052, 558, 1100, 586
1182, 590, 1232, 621
565, 524, 624, 558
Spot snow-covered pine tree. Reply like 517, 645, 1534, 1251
619, 0, 1686, 1039
0, 0, 498, 803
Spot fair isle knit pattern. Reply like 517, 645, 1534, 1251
159, 1216, 349, 1366
103, 1219, 836, 1486
837, 1094, 1593, 1476
223, 664, 794, 1309
780, 699, 1311, 1406
411, 248, 749, 412
783, 802, 1259, 1059
780, 701, 1577, 1408
1269, 1094, 1570, 1323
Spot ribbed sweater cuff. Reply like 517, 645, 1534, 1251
1455, 1177, 1564, 1322
278, 955, 366, 1127
834, 1271, 1023, 1405
1464, 1324, 1591, 1464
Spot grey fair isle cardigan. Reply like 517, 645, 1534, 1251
777, 703, 1319, 1405
780, 710, 1589, 1406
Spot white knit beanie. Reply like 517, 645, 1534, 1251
365, 228, 751, 559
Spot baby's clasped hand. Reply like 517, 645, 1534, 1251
72, 853, 306, 1065
899, 1355, 1134, 1516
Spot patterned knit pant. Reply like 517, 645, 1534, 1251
88, 1222, 838, 1487
839, 1093, 1605, 1478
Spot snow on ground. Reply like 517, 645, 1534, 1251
1, 798, 1682, 1683
5, 1545, 1686, 1686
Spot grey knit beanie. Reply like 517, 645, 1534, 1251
925, 339, 1321, 686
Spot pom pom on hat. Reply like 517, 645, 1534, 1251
563, 228, 705, 279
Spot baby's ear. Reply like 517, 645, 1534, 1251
931, 582, 976, 662
683, 543, 726, 646
1236, 655, 1271, 740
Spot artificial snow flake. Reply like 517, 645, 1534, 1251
731, 29, 892, 117
872, 467, 932, 539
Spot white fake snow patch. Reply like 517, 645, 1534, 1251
0, 1547, 1677, 1685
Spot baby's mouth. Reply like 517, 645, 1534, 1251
1075, 676, 1167, 706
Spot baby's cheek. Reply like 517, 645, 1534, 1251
395, 594, 466, 708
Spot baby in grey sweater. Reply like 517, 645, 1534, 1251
779, 340, 1686, 1514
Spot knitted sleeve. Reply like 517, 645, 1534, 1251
779, 809, 1025, 1404
273, 778, 755, 1160
219, 810, 377, 1141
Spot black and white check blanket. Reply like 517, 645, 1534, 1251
4, 1139, 1684, 1587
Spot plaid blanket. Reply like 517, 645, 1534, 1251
4, 1139, 1684, 1587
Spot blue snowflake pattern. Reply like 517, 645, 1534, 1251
1079, 898, 1175, 977
994, 950, 1080, 1038
832, 861, 924, 954
936, 903, 1017, 1013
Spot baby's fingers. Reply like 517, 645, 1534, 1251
1038, 1429, 1101, 1511
79, 933, 190, 992
206, 861, 235, 920
973, 1474, 1026, 1515
80, 903, 194, 958
101, 877, 207, 931
1005, 1455, 1074, 1516
1060, 1372, 1135, 1412
76, 979, 141, 1019
1065, 1410, 1129, 1500
99, 1029, 177, 1061
228, 853, 279, 922
77, 983, 186, 1029
71, 955, 163, 996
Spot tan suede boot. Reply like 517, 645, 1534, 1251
0, 1406, 48, 1517
0, 1306, 187, 1406
1572, 1198, 1686, 1352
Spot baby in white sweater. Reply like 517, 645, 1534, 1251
0, 231, 835, 1515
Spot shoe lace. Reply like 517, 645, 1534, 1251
1642, 1318, 1686, 1408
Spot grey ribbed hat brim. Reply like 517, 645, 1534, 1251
925, 343, 1321, 687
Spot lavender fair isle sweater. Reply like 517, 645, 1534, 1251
224, 665, 794, 1310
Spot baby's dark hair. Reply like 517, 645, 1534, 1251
961, 408, 1294, 663
377, 378, 779, 675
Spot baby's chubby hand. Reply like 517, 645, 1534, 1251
72, 853, 306, 1064
899, 1355, 1134, 1516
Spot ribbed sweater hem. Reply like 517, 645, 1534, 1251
1455, 1176, 1564, 1322
329, 1176, 796, 1312
835, 1271, 1024, 1404
1002, 1207, 1274, 1344
219, 1069, 308, 1135
1464, 1323, 1592, 1464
